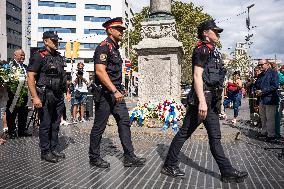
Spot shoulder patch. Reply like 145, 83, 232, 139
100, 54, 107, 61
100, 41, 107, 46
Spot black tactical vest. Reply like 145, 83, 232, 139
202, 46, 226, 90
37, 50, 66, 93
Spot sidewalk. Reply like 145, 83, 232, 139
0, 98, 283, 189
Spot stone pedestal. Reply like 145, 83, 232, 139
134, 19, 183, 104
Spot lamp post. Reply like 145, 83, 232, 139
246, 4, 255, 77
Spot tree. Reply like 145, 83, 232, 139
122, 1, 212, 83
225, 53, 251, 80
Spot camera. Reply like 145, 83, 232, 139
77, 69, 83, 76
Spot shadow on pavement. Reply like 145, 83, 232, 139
57, 135, 76, 152
156, 143, 221, 180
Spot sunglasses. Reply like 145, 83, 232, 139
258, 63, 267, 66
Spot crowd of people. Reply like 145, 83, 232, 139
220, 58, 284, 141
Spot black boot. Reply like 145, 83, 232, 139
221, 169, 248, 183
52, 151, 66, 159
9, 132, 17, 139
123, 155, 146, 167
41, 152, 58, 163
161, 164, 185, 178
90, 157, 110, 168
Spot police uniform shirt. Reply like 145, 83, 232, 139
27, 48, 64, 87
93, 37, 123, 88
191, 43, 213, 72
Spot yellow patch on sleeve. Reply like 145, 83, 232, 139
100, 54, 107, 61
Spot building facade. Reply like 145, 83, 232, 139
30, 0, 134, 67
0, 0, 30, 62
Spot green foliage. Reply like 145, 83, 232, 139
122, 2, 214, 83
225, 53, 251, 79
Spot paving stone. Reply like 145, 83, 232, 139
0, 98, 284, 188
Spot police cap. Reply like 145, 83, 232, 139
42, 31, 62, 41
198, 20, 223, 34
102, 17, 126, 30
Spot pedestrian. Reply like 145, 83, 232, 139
160, 20, 248, 183
27, 31, 68, 163
71, 62, 89, 123
275, 65, 284, 139
6, 49, 31, 139
221, 71, 243, 125
89, 17, 146, 168
255, 59, 279, 141
246, 66, 262, 127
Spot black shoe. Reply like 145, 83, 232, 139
52, 151, 66, 159
123, 155, 146, 167
265, 136, 276, 142
161, 165, 185, 178
90, 157, 110, 168
41, 152, 58, 163
256, 133, 267, 138
18, 132, 32, 137
221, 169, 248, 183
9, 133, 17, 139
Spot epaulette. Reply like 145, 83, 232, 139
37, 49, 49, 58
99, 39, 113, 52
196, 41, 214, 50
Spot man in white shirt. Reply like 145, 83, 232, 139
6, 49, 31, 138
71, 62, 89, 123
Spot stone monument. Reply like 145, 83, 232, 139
134, 0, 183, 104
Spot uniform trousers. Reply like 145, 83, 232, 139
89, 93, 134, 160
165, 92, 234, 173
38, 93, 64, 155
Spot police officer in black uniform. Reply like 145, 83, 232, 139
161, 20, 248, 183
27, 31, 67, 163
89, 17, 146, 168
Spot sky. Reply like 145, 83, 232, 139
132, 0, 284, 62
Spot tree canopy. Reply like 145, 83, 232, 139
122, 1, 213, 83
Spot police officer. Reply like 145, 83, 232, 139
89, 17, 146, 168
161, 20, 248, 183
27, 31, 68, 163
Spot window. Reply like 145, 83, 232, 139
38, 14, 76, 21
38, 41, 66, 49
6, 14, 22, 24
7, 28, 22, 35
38, 27, 76, 33
6, 2, 22, 12
7, 43, 21, 49
85, 4, 111, 10
130, 8, 134, 16
37, 42, 44, 48
84, 29, 106, 35
84, 16, 110, 22
81, 43, 99, 49
38, 1, 76, 8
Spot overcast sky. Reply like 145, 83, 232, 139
132, 0, 284, 62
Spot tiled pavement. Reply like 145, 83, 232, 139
0, 99, 284, 189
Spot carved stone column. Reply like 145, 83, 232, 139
134, 15, 183, 104
150, 0, 172, 16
